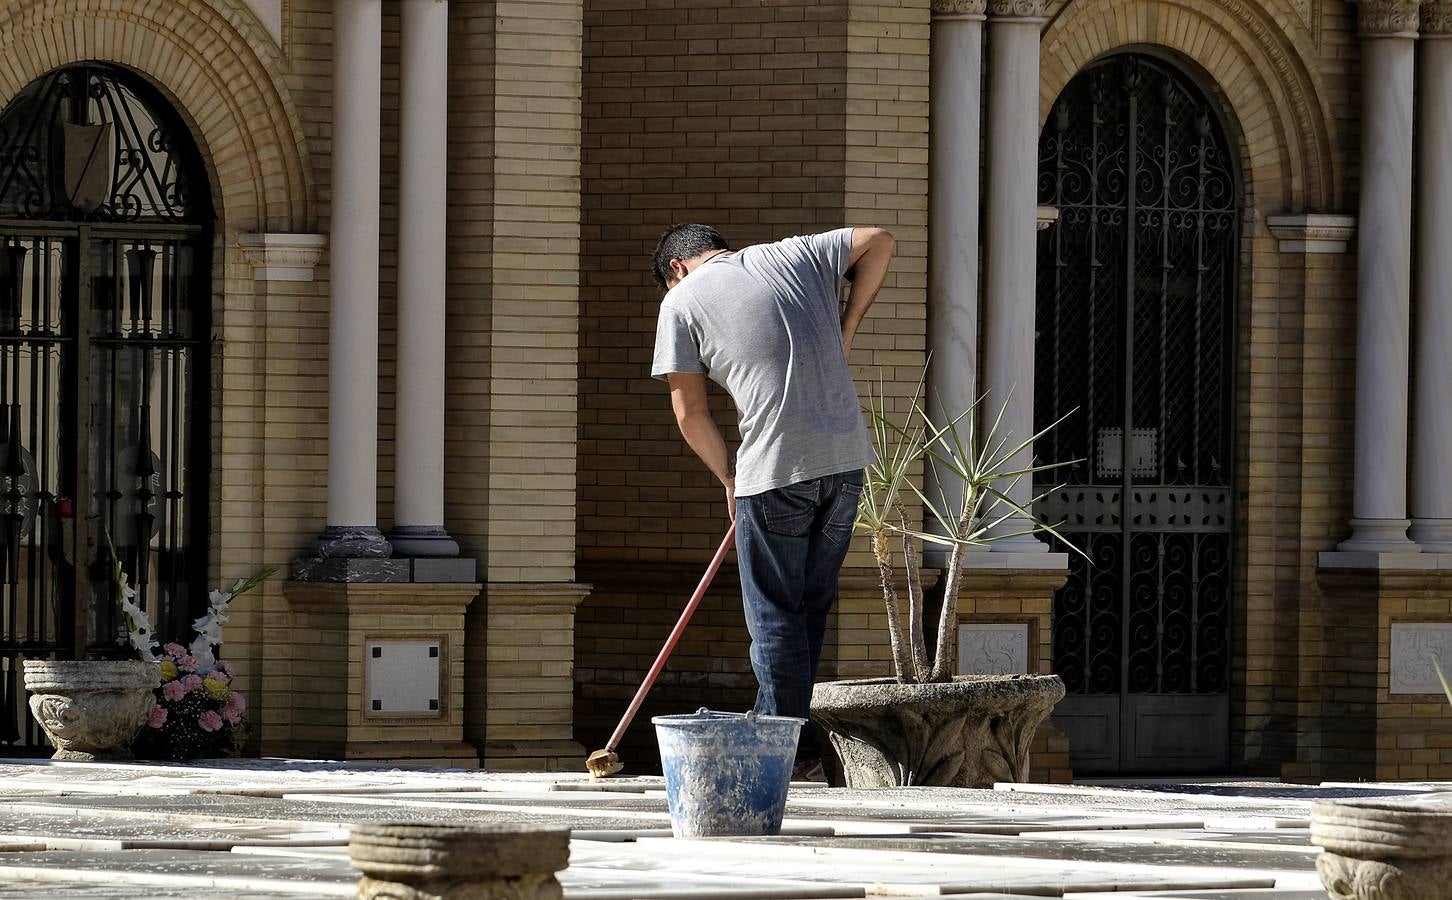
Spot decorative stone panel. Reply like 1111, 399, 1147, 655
959, 622, 1032, 675
1389, 622, 1452, 694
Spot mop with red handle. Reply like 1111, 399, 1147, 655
585, 524, 737, 778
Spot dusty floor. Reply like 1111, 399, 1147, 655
0, 756, 1414, 897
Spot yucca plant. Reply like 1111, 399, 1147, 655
858, 369, 1081, 685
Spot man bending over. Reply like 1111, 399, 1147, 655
649, 223, 895, 779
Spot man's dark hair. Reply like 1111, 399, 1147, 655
651, 224, 730, 290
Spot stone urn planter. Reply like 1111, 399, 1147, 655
810, 673, 1065, 788
349, 822, 570, 900
22, 659, 159, 761
1311, 796, 1452, 900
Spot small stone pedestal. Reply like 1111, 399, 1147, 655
1311, 797, 1452, 899
349, 823, 569, 899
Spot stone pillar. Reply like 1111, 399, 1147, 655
391, 0, 459, 559
319, 0, 390, 559
982, 0, 1049, 552
1411, 1, 1452, 553
1338, 0, 1421, 554
924, 0, 987, 561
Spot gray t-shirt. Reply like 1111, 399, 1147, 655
651, 228, 875, 497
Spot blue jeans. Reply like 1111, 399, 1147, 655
735, 469, 863, 761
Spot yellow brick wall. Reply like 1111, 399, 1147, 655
0, 0, 588, 758
574, 0, 933, 754
14, 0, 1451, 783
481, 0, 584, 585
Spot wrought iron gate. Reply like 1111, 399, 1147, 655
1035, 54, 1238, 773
0, 64, 212, 749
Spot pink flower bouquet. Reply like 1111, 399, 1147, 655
105, 533, 273, 760
132, 642, 249, 760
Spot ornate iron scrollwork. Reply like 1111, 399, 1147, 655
1036, 54, 1238, 698
0, 64, 212, 749
0, 65, 208, 223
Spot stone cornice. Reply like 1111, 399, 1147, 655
1265, 213, 1356, 253
1357, 0, 1421, 38
236, 232, 327, 282
1036, 206, 1060, 231
987, 0, 1047, 22
931, 0, 988, 18
1422, 1, 1452, 35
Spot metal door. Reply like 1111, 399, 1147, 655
1034, 54, 1238, 773
0, 64, 212, 749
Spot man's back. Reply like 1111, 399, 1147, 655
652, 230, 874, 497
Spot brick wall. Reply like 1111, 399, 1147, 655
574, 0, 931, 751
20, 0, 1452, 782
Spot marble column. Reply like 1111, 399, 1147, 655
1411, 1, 1452, 553
390, 0, 459, 558
1338, 0, 1422, 554
982, 0, 1048, 552
925, 0, 987, 559
318, 0, 390, 558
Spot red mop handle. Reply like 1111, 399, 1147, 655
604, 524, 737, 752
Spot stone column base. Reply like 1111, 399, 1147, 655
1302, 565, 1452, 781
472, 582, 591, 771
283, 581, 480, 766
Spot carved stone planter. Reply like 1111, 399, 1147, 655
810, 674, 1065, 788
349, 822, 570, 900
1311, 797, 1452, 900
22, 659, 159, 761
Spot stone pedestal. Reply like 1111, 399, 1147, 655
825, 563, 1070, 780
477, 582, 591, 770
284, 582, 480, 766
812, 674, 1065, 788
349, 822, 569, 900
1312, 797, 1452, 899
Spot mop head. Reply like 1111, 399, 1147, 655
585, 748, 624, 779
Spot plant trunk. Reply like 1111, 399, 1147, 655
897, 509, 929, 682
929, 512, 972, 682
873, 530, 916, 683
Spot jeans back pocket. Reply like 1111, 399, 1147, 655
822, 479, 862, 545
762, 480, 819, 537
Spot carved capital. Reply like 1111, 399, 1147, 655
1357, 0, 1421, 37
1422, 1, 1452, 35
987, 0, 1047, 22
932, 0, 988, 18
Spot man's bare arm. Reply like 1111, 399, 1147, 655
841, 227, 896, 356
667, 372, 736, 521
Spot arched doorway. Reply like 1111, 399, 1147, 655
0, 64, 213, 748
1035, 53, 1239, 773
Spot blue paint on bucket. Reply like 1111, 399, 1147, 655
653, 708, 804, 838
